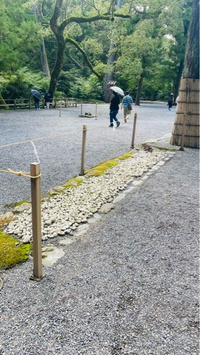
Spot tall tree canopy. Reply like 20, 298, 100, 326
0, 0, 194, 103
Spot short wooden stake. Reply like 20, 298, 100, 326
30, 163, 43, 281
130, 113, 137, 148
95, 103, 98, 119
180, 114, 186, 151
80, 125, 87, 175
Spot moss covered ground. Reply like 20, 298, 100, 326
0, 231, 32, 269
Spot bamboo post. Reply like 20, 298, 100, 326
30, 163, 43, 281
95, 103, 98, 119
130, 113, 137, 148
80, 125, 87, 175
180, 114, 186, 151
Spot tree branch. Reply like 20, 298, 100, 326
66, 52, 83, 70
59, 13, 130, 31
65, 37, 102, 78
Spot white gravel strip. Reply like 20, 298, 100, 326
3, 148, 169, 242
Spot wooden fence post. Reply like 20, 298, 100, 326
130, 113, 137, 148
59, 102, 62, 117
80, 125, 87, 175
95, 103, 98, 119
30, 162, 43, 281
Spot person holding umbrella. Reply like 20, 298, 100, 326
109, 86, 124, 127
31, 89, 41, 110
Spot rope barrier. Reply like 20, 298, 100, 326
0, 168, 41, 179
0, 126, 97, 149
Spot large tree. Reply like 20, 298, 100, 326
48, 0, 129, 96
114, 0, 192, 104
170, 0, 199, 148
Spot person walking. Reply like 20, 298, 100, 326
167, 93, 174, 111
109, 91, 120, 127
44, 92, 51, 109
121, 91, 133, 122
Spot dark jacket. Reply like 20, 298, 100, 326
110, 94, 120, 111
44, 92, 51, 103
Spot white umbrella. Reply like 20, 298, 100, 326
110, 86, 124, 96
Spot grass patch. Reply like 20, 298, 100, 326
0, 231, 32, 269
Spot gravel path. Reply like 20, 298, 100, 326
0, 144, 199, 354
0, 103, 175, 214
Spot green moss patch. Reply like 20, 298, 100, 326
63, 177, 83, 189
4, 200, 30, 213
14, 200, 30, 207
117, 153, 133, 160
0, 231, 32, 269
151, 146, 177, 151
85, 159, 119, 177
0, 216, 14, 228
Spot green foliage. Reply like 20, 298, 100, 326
0, 231, 32, 270
69, 74, 103, 100
1, 68, 50, 99
0, 0, 42, 73
0, 0, 193, 101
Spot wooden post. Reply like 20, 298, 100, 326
95, 103, 98, 119
180, 114, 186, 151
80, 125, 87, 175
130, 113, 137, 148
81, 103, 83, 115
30, 163, 43, 281
59, 102, 62, 117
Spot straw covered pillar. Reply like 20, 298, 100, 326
170, 78, 199, 148
170, 0, 199, 149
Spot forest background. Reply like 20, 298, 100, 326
0, 0, 193, 105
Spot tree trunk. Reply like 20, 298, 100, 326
104, 43, 117, 103
173, 58, 184, 103
41, 40, 50, 77
104, 0, 123, 102
170, 0, 199, 148
33, 5, 50, 77
183, 0, 199, 79
49, 35, 66, 96
135, 73, 144, 106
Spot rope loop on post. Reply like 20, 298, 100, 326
0, 168, 41, 179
